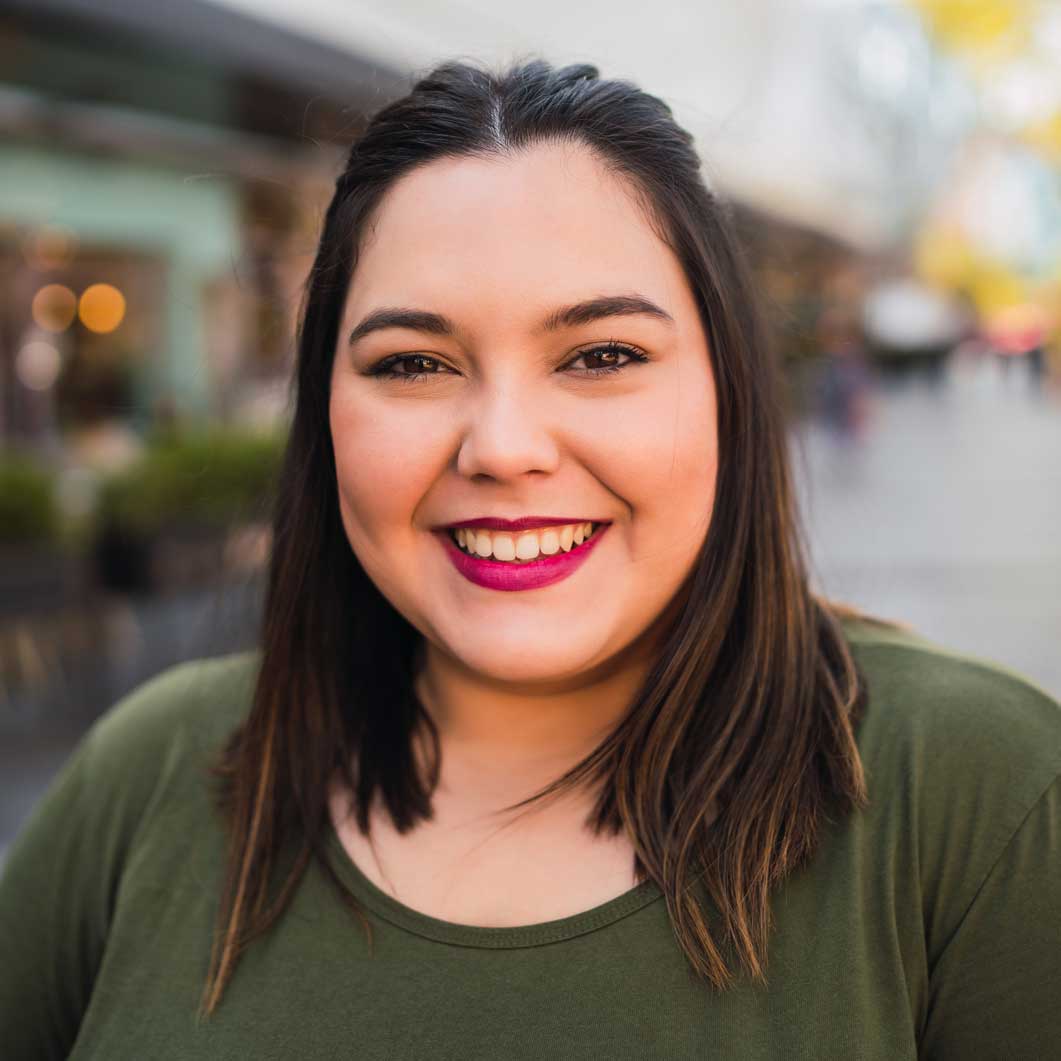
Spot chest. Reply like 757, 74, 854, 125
70, 773, 929, 1061
76, 838, 924, 1061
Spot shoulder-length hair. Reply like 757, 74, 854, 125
201, 57, 868, 1016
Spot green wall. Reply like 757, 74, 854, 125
1, 143, 241, 417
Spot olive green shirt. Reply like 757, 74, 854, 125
2, 620, 1060, 1059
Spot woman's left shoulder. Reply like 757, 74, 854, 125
841, 617, 1061, 797
839, 617, 1060, 923
837, 618, 1061, 1053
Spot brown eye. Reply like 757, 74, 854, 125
567, 343, 648, 376
581, 348, 624, 370
396, 355, 441, 375
369, 354, 450, 382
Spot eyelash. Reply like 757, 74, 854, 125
367, 342, 648, 384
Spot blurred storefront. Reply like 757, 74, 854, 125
0, 0, 404, 457
0, 0, 404, 763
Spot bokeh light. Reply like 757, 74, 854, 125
31, 284, 77, 333
78, 283, 126, 334
22, 226, 78, 270
16, 340, 63, 391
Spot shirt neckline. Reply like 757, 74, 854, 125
322, 820, 665, 949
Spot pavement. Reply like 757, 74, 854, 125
795, 352, 1061, 699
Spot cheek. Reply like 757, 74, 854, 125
328, 387, 442, 545
666, 363, 718, 518
574, 364, 717, 552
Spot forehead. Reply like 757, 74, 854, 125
345, 141, 694, 332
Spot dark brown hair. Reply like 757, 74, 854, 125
201, 57, 869, 1016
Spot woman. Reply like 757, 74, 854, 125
2, 58, 1059, 1059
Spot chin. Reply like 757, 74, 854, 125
449, 635, 605, 686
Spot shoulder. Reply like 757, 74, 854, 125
68, 650, 260, 830
840, 617, 1061, 800
10, 650, 261, 904
0, 651, 259, 1053
86, 650, 260, 764
838, 617, 1061, 951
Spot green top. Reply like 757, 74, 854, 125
2, 620, 1060, 1060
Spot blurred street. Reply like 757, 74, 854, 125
796, 352, 1061, 698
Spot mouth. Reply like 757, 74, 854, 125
445, 521, 604, 565
436, 520, 610, 592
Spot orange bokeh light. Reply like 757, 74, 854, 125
31, 284, 77, 332
78, 283, 126, 334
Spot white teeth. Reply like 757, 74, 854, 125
492, 534, 516, 562
540, 529, 560, 555
515, 532, 540, 561
450, 522, 600, 562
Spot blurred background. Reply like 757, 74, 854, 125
2, 0, 1060, 858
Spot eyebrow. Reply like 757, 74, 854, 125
346, 294, 675, 347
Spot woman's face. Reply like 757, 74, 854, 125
330, 141, 717, 687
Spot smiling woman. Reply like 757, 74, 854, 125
2, 58, 1060, 1061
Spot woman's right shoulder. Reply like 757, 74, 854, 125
3, 650, 261, 907
86, 649, 262, 771
45, 649, 263, 842
0, 651, 261, 1054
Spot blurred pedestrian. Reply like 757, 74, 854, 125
817, 307, 872, 440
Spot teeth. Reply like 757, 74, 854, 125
451, 522, 598, 563
515, 532, 540, 561
492, 534, 516, 562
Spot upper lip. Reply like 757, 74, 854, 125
436, 516, 609, 532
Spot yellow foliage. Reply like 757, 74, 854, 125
915, 227, 976, 289
910, 0, 1034, 60
914, 225, 1035, 315
1022, 111, 1061, 162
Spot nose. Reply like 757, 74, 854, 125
455, 382, 560, 482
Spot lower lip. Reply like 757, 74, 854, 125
436, 525, 610, 592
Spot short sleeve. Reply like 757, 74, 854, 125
919, 771, 1061, 1060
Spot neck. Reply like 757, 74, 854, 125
404, 579, 692, 829
412, 606, 677, 801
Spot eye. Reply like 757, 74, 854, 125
366, 354, 453, 383
565, 341, 648, 377
366, 341, 648, 384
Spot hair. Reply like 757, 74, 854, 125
200, 56, 870, 1016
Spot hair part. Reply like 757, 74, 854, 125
200, 56, 870, 1017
